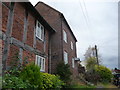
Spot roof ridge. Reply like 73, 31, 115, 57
35, 1, 62, 14
35, 1, 77, 42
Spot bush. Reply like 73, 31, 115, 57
3, 73, 28, 88
85, 71, 100, 85
94, 65, 113, 83
42, 73, 64, 89
55, 61, 72, 84
3, 63, 64, 89
20, 63, 43, 88
20, 63, 64, 89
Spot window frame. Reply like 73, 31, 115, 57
36, 20, 44, 41
35, 55, 45, 72
64, 51, 68, 64
72, 58, 75, 68
71, 41, 73, 50
63, 30, 67, 43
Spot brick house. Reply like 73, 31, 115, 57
1, 2, 55, 73
1, 1, 80, 78
35, 2, 80, 76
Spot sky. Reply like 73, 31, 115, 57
30, 0, 118, 69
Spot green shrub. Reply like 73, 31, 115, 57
94, 65, 113, 83
20, 63, 43, 88
85, 71, 100, 85
42, 73, 64, 89
3, 62, 64, 89
3, 73, 28, 88
55, 61, 72, 84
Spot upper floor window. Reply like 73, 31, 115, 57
36, 55, 45, 72
63, 30, 67, 43
71, 41, 73, 50
36, 21, 44, 41
64, 51, 68, 64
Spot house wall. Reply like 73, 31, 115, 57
36, 3, 63, 73
62, 20, 79, 77
35, 2, 78, 76
1, 2, 50, 73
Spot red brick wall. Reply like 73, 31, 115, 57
0, 40, 4, 66
36, 3, 64, 73
2, 3, 9, 33
62, 19, 78, 77
35, 3, 78, 75
7, 44, 19, 66
2, 2, 50, 73
26, 13, 35, 47
12, 3, 24, 41
22, 50, 35, 64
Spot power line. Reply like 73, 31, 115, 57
78, 0, 90, 29
82, 0, 90, 24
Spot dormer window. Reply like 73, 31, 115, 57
36, 21, 44, 41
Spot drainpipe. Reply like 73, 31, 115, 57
48, 32, 52, 74
60, 14, 64, 61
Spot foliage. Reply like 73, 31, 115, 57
85, 71, 100, 85
78, 64, 85, 74
94, 65, 113, 83
42, 73, 64, 89
9, 52, 21, 69
55, 61, 72, 84
20, 63, 43, 88
3, 53, 64, 89
85, 57, 98, 72
3, 73, 28, 88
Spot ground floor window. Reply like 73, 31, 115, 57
72, 58, 75, 68
36, 55, 45, 71
64, 51, 68, 64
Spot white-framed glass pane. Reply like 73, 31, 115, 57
41, 58, 45, 71
36, 21, 44, 41
64, 51, 68, 64
71, 41, 73, 50
41, 26, 44, 40
72, 58, 74, 68
35, 55, 45, 72
63, 30, 67, 43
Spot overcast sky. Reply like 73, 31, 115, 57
30, 0, 118, 69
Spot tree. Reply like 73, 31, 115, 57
55, 61, 72, 84
94, 65, 113, 83
85, 57, 97, 72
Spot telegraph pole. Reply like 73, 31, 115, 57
95, 45, 99, 66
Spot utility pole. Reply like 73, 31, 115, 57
95, 45, 99, 66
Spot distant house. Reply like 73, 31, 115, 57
1, 1, 80, 78
35, 2, 80, 76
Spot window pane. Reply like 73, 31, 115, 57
36, 55, 45, 71
63, 30, 67, 43
72, 58, 74, 68
64, 51, 68, 64
39, 57, 41, 67
36, 21, 44, 41
41, 26, 44, 40
71, 41, 73, 50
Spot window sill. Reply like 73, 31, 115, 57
40, 70, 45, 72
36, 37, 44, 42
